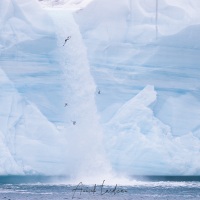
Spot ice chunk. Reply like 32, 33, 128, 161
106, 86, 200, 175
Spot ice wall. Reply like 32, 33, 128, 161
73, 0, 200, 175
74, 0, 200, 136
106, 85, 200, 175
0, 0, 67, 175
0, 0, 109, 177
1, 0, 200, 176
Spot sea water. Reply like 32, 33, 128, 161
0, 176, 200, 200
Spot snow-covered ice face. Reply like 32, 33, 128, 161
1, 0, 200, 178
38, 0, 94, 10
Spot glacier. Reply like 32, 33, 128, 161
0, 0, 200, 178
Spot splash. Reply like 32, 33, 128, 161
49, 10, 111, 179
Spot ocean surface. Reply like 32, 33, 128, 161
0, 176, 200, 200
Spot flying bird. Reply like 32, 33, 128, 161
63, 36, 71, 46
71, 120, 76, 125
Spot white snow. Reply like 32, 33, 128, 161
39, 0, 93, 10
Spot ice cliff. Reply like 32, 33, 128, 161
0, 0, 200, 177
0, 0, 107, 177
73, 0, 200, 175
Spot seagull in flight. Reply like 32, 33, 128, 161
71, 120, 76, 125
63, 36, 71, 46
